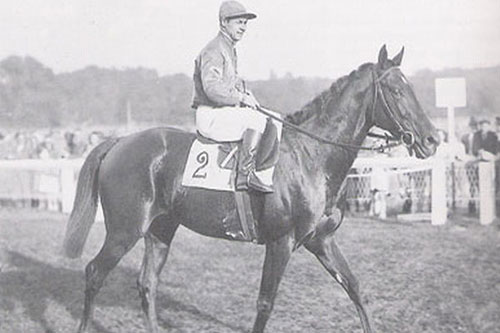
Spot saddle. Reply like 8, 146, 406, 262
196, 118, 280, 172
195, 119, 281, 242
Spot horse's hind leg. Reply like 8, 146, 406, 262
252, 234, 293, 333
137, 217, 179, 333
77, 229, 141, 333
305, 234, 373, 333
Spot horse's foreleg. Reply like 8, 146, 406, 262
305, 235, 373, 333
137, 221, 179, 333
78, 231, 140, 333
252, 234, 293, 333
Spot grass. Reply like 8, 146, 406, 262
0, 208, 499, 332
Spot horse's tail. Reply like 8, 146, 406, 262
62, 138, 119, 258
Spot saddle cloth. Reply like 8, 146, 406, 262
182, 118, 282, 191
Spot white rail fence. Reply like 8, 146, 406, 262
346, 157, 497, 225
0, 157, 497, 225
0, 159, 80, 213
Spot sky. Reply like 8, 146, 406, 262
1, 0, 499, 79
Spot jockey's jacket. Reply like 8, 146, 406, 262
192, 31, 246, 109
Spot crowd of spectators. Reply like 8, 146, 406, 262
0, 128, 112, 160
460, 116, 499, 161
458, 116, 500, 213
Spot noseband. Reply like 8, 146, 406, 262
371, 67, 415, 149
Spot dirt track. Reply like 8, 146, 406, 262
1, 208, 499, 333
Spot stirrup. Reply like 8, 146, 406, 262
235, 173, 249, 191
247, 172, 273, 193
225, 230, 248, 241
235, 172, 273, 193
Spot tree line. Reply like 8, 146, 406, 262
0, 55, 498, 129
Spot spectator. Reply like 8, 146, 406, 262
64, 131, 87, 158
461, 116, 478, 155
36, 141, 52, 160
473, 119, 498, 161
435, 129, 469, 161
82, 131, 104, 156
64, 131, 76, 156
369, 188, 387, 218
14, 132, 31, 159
458, 118, 480, 215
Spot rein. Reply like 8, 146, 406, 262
256, 67, 410, 153
256, 107, 399, 152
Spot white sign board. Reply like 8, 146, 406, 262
435, 78, 466, 108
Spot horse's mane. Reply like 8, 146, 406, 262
285, 63, 373, 125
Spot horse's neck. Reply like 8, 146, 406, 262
283, 84, 372, 196
303, 97, 370, 168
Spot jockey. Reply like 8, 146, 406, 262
192, 1, 273, 193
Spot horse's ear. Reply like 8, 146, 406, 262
392, 47, 404, 66
378, 45, 388, 65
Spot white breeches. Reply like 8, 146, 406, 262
196, 106, 280, 142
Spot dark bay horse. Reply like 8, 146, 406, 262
63, 45, 439, 333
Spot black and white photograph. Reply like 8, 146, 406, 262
0, 1, 499, 332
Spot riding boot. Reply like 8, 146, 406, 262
236, 129, 274, 193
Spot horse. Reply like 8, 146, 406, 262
62, 45, 439, 333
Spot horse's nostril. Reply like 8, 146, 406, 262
425, 135, 439, 147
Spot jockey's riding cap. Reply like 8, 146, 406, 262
219, 1, 257, 21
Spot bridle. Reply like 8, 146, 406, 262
255, 66, 416, 152
371, 67, 415, 149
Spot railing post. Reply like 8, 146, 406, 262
370, 166, 388, 219
431, 158, 447, 225
60, 161, 77, 214
479, 161, 495, 225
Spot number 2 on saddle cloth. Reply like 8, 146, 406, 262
182, 118, 282, 242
